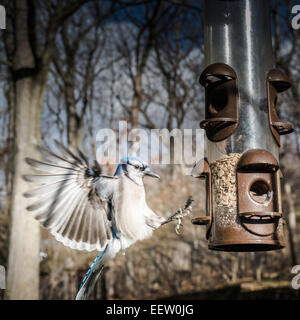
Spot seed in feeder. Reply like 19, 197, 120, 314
218, 169, 225, 177
211, 153, 242, 228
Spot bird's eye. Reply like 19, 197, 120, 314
134, 165, 140, 169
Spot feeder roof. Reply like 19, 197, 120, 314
237, 149, 279, 171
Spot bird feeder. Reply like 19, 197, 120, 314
192, 0, 294, 252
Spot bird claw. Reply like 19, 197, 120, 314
175, 219, 183, 235
171, 196, 193, 236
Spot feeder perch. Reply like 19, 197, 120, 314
191, 159, 212, 240
199, 63, 239, 142
267, 69, 294, 146
192, 0, 294, 252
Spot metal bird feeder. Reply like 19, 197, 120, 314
192, 0, 294, 252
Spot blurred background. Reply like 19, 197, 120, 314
0, 0, 299, 300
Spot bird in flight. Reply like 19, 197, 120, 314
24, 141, 193, 300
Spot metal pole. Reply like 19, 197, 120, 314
203, 0, 278, 162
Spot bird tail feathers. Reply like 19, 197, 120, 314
75, 247, 107, 300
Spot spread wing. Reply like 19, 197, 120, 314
23, 141, 116, 252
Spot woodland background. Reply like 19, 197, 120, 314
0, 0, 300, 300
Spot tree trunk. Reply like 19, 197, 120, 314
284, 182, 298, 266
66, 77, 82, 148
6, 77, 46, 300
6, 0, 47, 299
65, 55, 82, 148
129, 73, 142, 157
5, 0, 89, 300
231, 254, 239, 283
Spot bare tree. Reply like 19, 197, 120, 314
51, 2, 119, 148
115, 2, 165, 129
150, 7, 202, 175
273, 0, 300, 146
113, 1, 180, 156
272, 0, 300, 266
2, 0, 90, 299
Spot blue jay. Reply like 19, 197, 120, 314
24, 142, 193, 300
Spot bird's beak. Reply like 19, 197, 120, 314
144, 167, 160, 179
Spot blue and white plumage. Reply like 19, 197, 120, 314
23, 142, 192, 300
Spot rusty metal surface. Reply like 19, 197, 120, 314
267, 69, 294, 146
193, 0, 292, 252
193, 151, 285, 252
203, 0, 279, 162
200, 63, 239, 142
191, 159, 212, 239
237, 149, 279, 170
